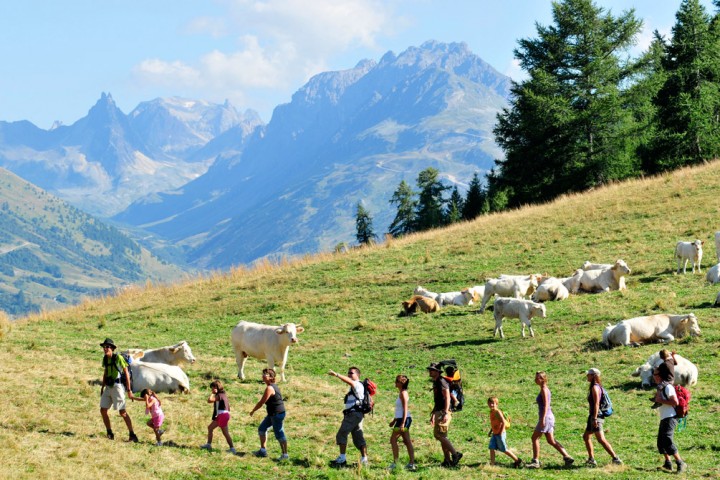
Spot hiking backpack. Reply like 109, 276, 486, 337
674, 385, 691, 419
599, 387, 613, 418
114, 352, 134, 392
438, 359, 464, 412
349, 378, 377, 415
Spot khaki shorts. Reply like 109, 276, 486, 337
100, 383, 126, 411
433, 411, 451, 438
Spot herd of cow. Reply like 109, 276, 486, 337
121, 234, 716, 399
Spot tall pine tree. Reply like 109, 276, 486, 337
446, 186, 464, 224
355, 202, 376, 245
415, 168, 448, 231
388, 180, 417, 237
462, 173, 486, 220
493, 0, 642, 207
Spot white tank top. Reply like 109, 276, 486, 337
394, 395, 412, 418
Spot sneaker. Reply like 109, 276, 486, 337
406, 463, 417, 471
585, 458, 597, 467
227, 447, 237, 455
564, 456, 575, 466
514, 459, 524, 468
200, 443, 212, 450
278, 453, 289, 461
387, 462, 396, 471
128, 433, 139, 443
253, 449, 268, 458
106, 431, 114, 440
612, 457, 623, 465
155, 441, 163, 447
331, 456, 347, 467
526, 459, 541, 469
360, 457, 369, 466
451, 451, 463, 466
677, 461, 687, 473
659, 460, 673, 472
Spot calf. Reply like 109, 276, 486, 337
492, 297, 547, 338
401, 295, 440, 315
231, 321, 304, 382
125, 341, 196, 366
675, 240, 703, 274
631, 352, 699, 388
479, 275, 539, 312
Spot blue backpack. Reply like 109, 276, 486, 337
599, 387, 613, 418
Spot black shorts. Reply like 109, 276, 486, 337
391, 417, 413, 429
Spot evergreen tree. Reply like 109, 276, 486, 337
446, 186, 464, 224
388, 180, 417, 237
648, 0, 720, 171
354, 202, 376, 245
415, 168, 448, 231
462, 173, 485, 220
493, 0, 642, 208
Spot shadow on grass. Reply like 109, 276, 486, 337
581, 339, 609, 352
426, 338, 496, 349
691, 301, 717, 309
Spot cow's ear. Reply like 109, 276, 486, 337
275, 328, 284, 334
170, 347, 180, 353
680, 318, 689, 325
296, 326, 305, 333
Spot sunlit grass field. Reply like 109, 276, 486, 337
1, 161, 719, 479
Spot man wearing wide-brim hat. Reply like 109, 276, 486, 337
427, 362, 462, 467
99, 338, 138, 442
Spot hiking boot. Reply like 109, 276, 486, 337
585, 458, 597, 467
676, 461, 687, 473
659, 460, 673, 472
440, 460, 452, 468
227, 447, 237, 455
106, 431, 114, 440
200, 443, 212, 450
612, 457, 623, 465
253, 449, 268, 458
451, 451, 463, 466
564, 456, 575, 466
128, 433, 139, 443
514, 458, 524, 468
278, 453, 289, 461
526, 459, 541, 469
406, 463, 417, 471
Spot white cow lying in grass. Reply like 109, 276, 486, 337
231, 321, 304, 382
602, 313, 700, 347
631, 351, 699, 388
125, 341, 196, 366
675, 239, 703, 274
578, 259, 630, 293
479, 275, 539, 313
532, 269, 584, 302
706, 263, 720, 284
413, 285, 439, 301
492, 297, 546, 338
131, 360, 190, 394
582, 261, 626, 290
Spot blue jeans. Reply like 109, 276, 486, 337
259, 411, 287, 442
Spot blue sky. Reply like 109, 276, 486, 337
0, 0, 714, 129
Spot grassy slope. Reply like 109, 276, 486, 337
1, 162, 719, 479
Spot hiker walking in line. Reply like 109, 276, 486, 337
653, 368, 687, 473
99, 338, 138, 442
200, 380, 236, 454
140, 389, 165, 446
388, 375, 416, 471
582, 368, 621, 467
427, 362, 462, 467
526, 371, 574, 469
487, 396, 522, 467
249, 368, 289, 460
328, 367, 369, 467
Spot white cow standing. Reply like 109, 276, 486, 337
231, 321, 304, 382
131, 360, 190, 394
602, 313, 701, 347
675, 240, 703, 274
492, 297, 547, 338
630, 352, 699, 388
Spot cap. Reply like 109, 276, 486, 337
99, 338, 117, 350
426, 362, 441, 372
586, 368, 601, 376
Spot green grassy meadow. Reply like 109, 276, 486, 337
1, 162, 720, 479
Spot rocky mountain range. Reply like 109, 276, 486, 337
0, 40, 511, 273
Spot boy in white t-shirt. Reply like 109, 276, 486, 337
652, 369, 687, 473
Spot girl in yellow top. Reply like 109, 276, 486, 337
488, 396, 523, 467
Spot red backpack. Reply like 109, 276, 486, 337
674, 385, 691, 419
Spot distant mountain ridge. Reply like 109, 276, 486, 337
0, 94, 263, 216
116, 41, 512, 268
0, 167, 184, 317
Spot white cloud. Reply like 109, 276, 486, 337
504, 58, 526, 82
132, 0, 398, 106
